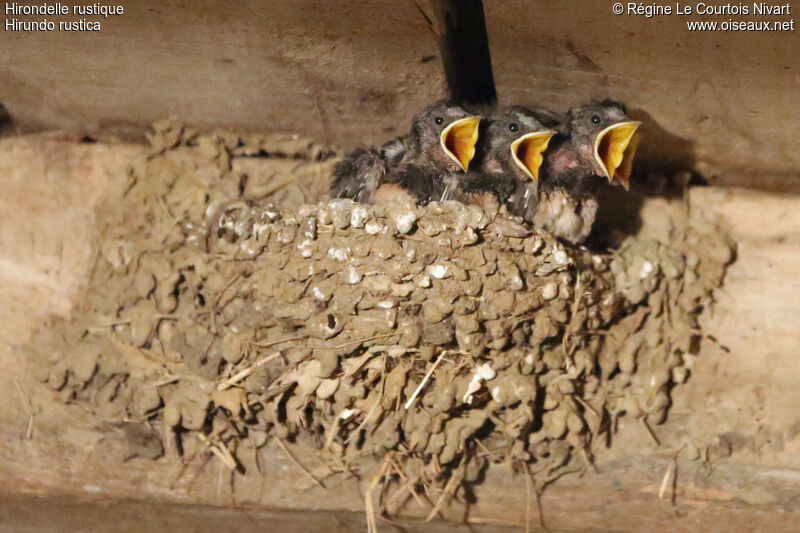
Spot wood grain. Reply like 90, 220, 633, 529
3, 2, 800, 191
2, 137, 800, 532
0, 1, 447, 148
483, 1, 800, 191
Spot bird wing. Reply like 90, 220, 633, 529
330, 148, 385, 203
380, 135, 413, 168
389, 164, 446, 205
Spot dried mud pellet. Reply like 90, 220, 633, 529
47, 363, 69, 391
422, 299, 452, 324
316, 377, 340, 400
557, 379, 575, 395
213, 387, 244, 415
421, 322, 455, 346
541, 282, 558, 301
453, 314, 480, 334
134, 387, 162, 415
221, 332, 244, 364
566, 411, 584, 434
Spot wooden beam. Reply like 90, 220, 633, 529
0, 1, 447, 148
3, 2, 799, 191
483, 1, 800, 192
430, 0, 497, 106
2, 137, 800, 531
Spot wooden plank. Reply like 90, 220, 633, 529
681, 187, 800, 446
0, 492, 520, 533
2, 137, 800, 531
0, 1, 446, 148
0, 134, 141, 348
4, 2, 799, 191
483, 1, 800, 191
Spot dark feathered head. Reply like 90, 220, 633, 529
565, 101, 641, 189
482, 106, 556, 182
410, 101, 481, 173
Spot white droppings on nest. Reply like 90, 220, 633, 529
340, 408, 358, 420
344, 266, 363, 285
365, 221, 386, 235
205, 200, 224, 221
276, 228, 295, 244
464, 226, 478, 243
427, 264, 450, 279
239, 239, 262, 258
350, 205, 369, 228
252, 222, 270, 241
311, 285, 328, 301
327, 200, 354, 229
264, 209, 280, 222
553, 247, 569, 266
490, 385, 503, 403
639, 260, 656, 279
327, 247, 350, 262
542, 282, 558, 301
463, 363, 497, 404
297, 238, 314, 258
302, 219, 317, 240
393, 211, 417, 234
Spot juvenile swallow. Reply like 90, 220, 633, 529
456, 106, 556, 211
329, 101, 481, 204
533, 101, 641, 244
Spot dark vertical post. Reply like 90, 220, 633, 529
432, 0, 497, 107
0, 103, 10, 133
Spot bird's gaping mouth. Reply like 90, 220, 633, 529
510, 130, 556, 182
594, 121, 641, 190
440, 116, 481, 171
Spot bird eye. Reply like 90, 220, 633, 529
508, 123, 518, 133
591, 115, 601, 124
435, 116, 444, 125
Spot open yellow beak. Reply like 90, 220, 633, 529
510, 130, 555, 182
440, 116, 481, 172
594, 121, 641, 190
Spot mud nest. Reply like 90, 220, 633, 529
26, 123, 734, 518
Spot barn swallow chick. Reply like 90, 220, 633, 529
543, 101, 641, 191
330, 101, 481, 205
534, 101, 641, 244
457, 106, 556, 211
